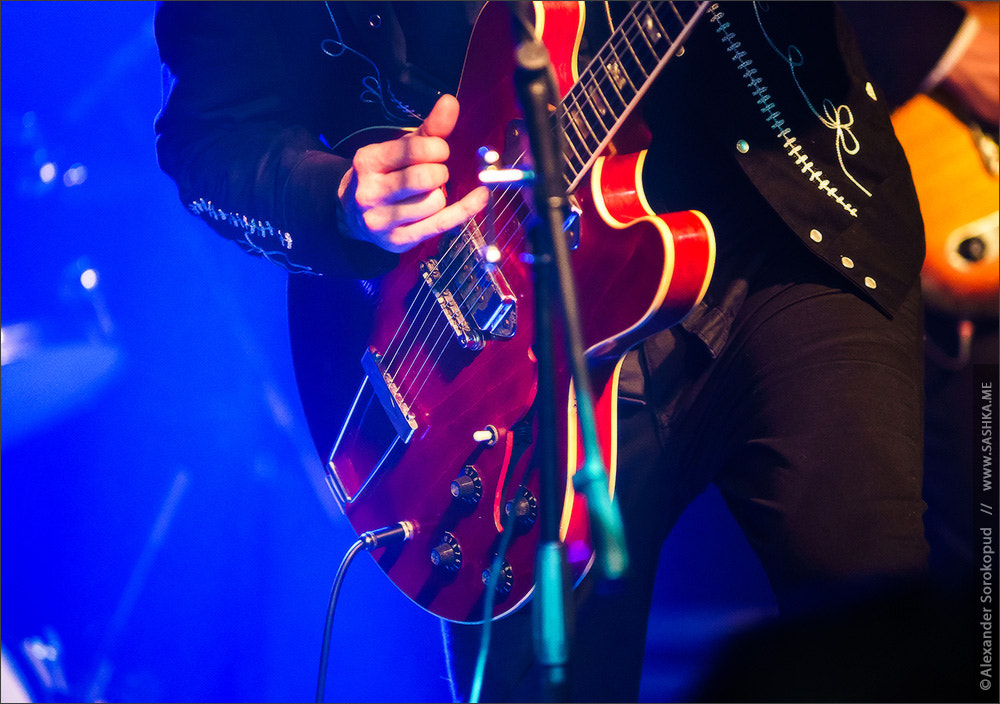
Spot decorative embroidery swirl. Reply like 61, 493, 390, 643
709, 4, 860, 217
321, 2, 422, 123
188, 198, 317, 274
752, 2, 871, 196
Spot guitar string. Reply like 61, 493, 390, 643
385, 4, 678, 406
388, 4, 672, 389
406, 187, 533, 403
377, 178, 522, 375
384, 2, 660, 381
379, 183, 522, 382
559, 2, 663, 175
380, 2, 700, 411
393, 176, 531, 393
559, 2, 694, 183
388, 187, 525, 393
394, 210, 526, 413
381, 178, 527, 390
406, 4, 699, 396
393, 147, 536, 394
564, 1, 703, 179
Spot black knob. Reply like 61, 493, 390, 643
481, 557, 513, 596
430, 532, 462, 572
431, 544, 456, 566
450, 466, 482, 505
504, 486, 537, 529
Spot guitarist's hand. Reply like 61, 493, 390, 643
337, 94, 490, 253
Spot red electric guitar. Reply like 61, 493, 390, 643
288, 1, 714, 622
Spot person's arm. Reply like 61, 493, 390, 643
842, 1, 997, 123
840, 1, 965, 108
936, 3, 999, 125
153, 2, 485, 278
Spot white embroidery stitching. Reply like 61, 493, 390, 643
188, 198, 317, 274
320, 2, 422, 123
752, 2, 871, 197
709, 4, 860, 218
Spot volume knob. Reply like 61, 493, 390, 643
450, 466, 483, 505
430, 532, 463, 572
504, 486, 537, 530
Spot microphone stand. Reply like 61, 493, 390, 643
509, 7, 630, 700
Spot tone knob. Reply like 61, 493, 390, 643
450, 466, 482, 505
430, 532, 462, 572
481, 557, 513, 596
504, 486, 537, 529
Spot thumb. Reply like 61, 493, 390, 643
416, 94, 460, 139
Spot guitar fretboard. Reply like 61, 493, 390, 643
559, 1, 709, 192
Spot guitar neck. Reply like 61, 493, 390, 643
559, 1, 709, 193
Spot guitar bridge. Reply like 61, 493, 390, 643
420, 225, 517, 350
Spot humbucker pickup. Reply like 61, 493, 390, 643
419, 226, 517, 350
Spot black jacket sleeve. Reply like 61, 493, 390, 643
838, 1, 968, 110
153, 1, 397, 278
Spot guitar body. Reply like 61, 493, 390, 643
288, 1, 714, 622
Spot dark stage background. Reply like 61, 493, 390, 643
1, 3, 777, 702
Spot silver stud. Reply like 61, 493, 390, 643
864, 277, 877, 289
841, 255, 855, 269
736, 139, 749, 154
809, 229, 823, 243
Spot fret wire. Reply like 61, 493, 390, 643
565, 149, 586, 179
583, 83, 612, 132
671, 2, 691, 26
575, 2, 647, 104
564, 115, 588, 167
560, 103, 601, 155
618, 14, 652, 83
599, 44, 631, 109
577, 7, 647, 114
562, 4, 653, 182
561, 2, 705, 186
633, 10, 666, 73
647, 6, 674, 48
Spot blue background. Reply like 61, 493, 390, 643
1, 3, 776, 702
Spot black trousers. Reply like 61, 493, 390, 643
444, 235, 928, 702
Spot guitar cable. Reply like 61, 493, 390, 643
469, 497, 521, 703
315, 521, 415, 703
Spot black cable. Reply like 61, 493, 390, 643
469, 493, 522, 702
315, 521, 415, 703
316, 538, 363, 704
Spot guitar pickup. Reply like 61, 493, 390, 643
419, 226, 517, 350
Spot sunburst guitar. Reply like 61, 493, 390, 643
891, 1, 999, 318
